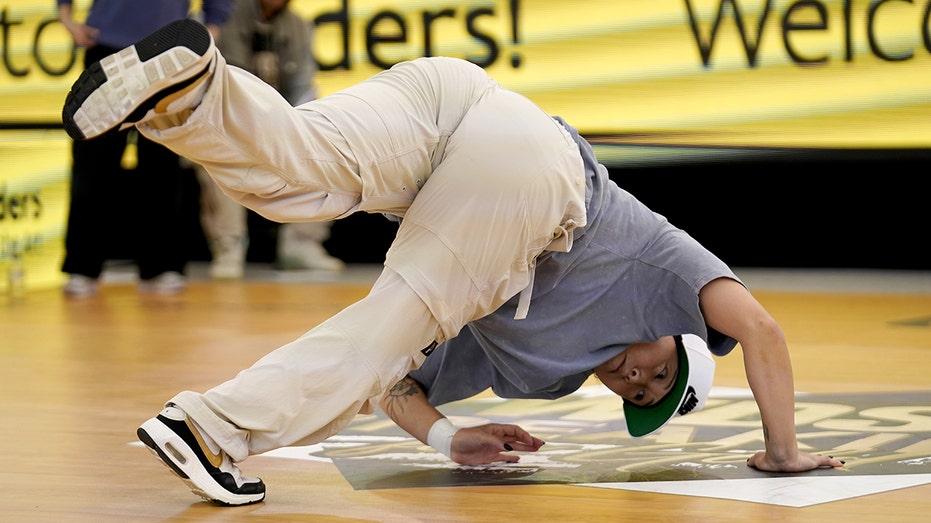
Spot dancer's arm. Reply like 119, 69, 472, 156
380, 376, 544, 464
698, 277, 844, 471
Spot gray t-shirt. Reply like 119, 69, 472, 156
409, 117, 740, 405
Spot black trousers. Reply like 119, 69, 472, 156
61, 45, 189, 280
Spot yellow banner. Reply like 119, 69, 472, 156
0, 0, 931, 148
2, 0, 929, 148
0, 130, 70, 296
1, 0, 928, 291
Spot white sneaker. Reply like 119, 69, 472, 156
277, 241, 345, 271
137, 405, 265, 505
63, 274, 98, 297
61, 18, 216, 141
139, 271, 186, 294
208, 237, 246, 280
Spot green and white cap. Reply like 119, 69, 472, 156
622, 334, 716, 438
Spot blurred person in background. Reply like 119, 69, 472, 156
57, 0, 234, 296
196, 0, 344, 279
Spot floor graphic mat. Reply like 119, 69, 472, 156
261, 387, 931, 506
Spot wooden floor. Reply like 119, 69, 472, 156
3, 264, 930, 522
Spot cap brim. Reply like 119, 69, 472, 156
622, 334, 715, 438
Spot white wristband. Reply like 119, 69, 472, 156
426, 417, 459, 459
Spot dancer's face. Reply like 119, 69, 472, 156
593, 336, 679, 406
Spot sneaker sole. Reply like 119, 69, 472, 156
137, 418, 265, 506
62, 18, 213, 141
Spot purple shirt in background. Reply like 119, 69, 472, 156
56, 0, 233, 49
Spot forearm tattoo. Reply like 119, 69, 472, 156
382, 377, 421, 420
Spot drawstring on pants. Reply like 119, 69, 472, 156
514, 265, 536, 320
513, 224, 575, 321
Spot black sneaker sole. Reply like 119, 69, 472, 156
62, 18, 213, 141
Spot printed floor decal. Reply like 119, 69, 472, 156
260, 387, 931, 507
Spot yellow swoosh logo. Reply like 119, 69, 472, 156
185, 417, 224, 468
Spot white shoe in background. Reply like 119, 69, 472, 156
277, 241, 345, 271
208, 236, 247, 280
63, 274, 98, 297
138, 271, 187, 294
